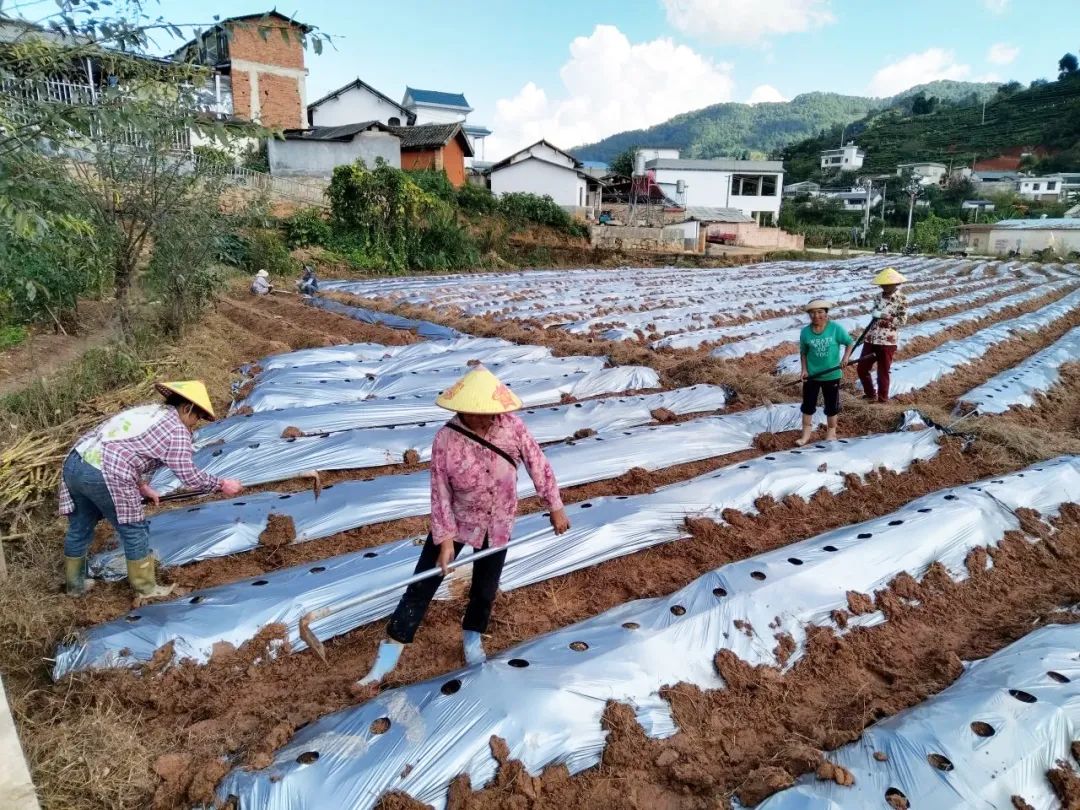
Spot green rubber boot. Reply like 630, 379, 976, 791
126, 555, 175, 599
64, 556, 95, 596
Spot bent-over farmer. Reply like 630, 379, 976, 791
797, 298, 854, 445
359, 365, 571, 684
857, 267, 908, 403
59, 381, 243, 597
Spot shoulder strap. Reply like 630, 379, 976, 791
445, 421, 518, 470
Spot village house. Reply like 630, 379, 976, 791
821, 187, 883, 212
1017, 174, 1080, 203
820, 142, 865, 171
896, 161, 948, 185
487, 140, 602, 211
960, 218, 1080, 256
306, 78, 415, 127
645, 157, 785, 224
783, 180, 822, 197
402, 87, 491, 160
389, 123, 474, 186
268, 122, 400, 177
971, 170, 1020, 195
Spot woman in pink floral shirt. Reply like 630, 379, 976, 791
359, 365, 570, 685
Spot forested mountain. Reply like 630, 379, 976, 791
572, 81, 997, 164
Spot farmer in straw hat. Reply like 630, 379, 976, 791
250, 269, 272, 296
359, 365, 571, 685
797, 299, 855, 446
857, 267, 909, 403
58, 381, 243, 598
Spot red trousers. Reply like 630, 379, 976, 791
857, 343, 897, 402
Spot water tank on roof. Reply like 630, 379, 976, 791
634, 153, 646, 177
676, 179, 686, 195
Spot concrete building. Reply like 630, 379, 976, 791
389, 123, 473, 187
783, 180, 821, 197
959, 218, 1080, 256
637, 147, 680, 162
307, 78, 415, 127
645, 157, 784, 223
1018, 175, 1065, 201
896, 162, 948, 186
268, 122, 400, 177
820, 142, 865, 171
822, 188, 883, 212
971, 170, 1020, 196
402, 87, 490, 159
488, 141, 599, 209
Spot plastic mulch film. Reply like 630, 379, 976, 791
759, 623, 1080, 809
234, 355, 609, 414
773, 279, 1077, 375
242, 337, 518, 375
151, 386, 732, 494
89, 403, 811, 579
55, 429, 939, 679
215, 457, 1080, 810
886, 287, 1080, 397
956, 325, 1080, 414
197, 365, 660, 448
304, 296, 463, 340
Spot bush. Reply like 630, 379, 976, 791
499, 192, 578, 233
456, 182, 498, 215
244, 229, 294, 277
410, 210, 481, 271
406, 170, 457, 205
240, 142, 270, 173
282, 208, 331, 248
193, 144, 233, 170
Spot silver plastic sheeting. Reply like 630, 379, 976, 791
957, 325, 1080, 414
235, 356, 609, 414
770, 279, 1076, 373
216, 456, 1080, 810
198, 365, 660, 448
888, 287, 1080, 396
760, 623, 1080, 810
305, 296, 463, 340
248, 337, 518, 374
151, 386, 732, 494
89, 403, 812, 579
56, 429, 937, 678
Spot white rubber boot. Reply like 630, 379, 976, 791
356, 639, 404, 686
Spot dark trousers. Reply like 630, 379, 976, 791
386, 534, 507, 644
857, 343, 897, 402
801, 378, 841, 417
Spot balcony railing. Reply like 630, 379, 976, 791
1, 73, 234, 118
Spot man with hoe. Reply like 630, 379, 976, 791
359, 364, 571, 685
58, 381, 243, 598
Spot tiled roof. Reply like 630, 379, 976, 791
404, 87, 471, 109
646, 158, 784, 172
681, 206, 754, 223
282, 122, 387, 142
387, 123, 474, 156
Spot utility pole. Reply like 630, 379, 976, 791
981, 99, 987, 125
861, 176, 873, 243
904, 174, 922, 249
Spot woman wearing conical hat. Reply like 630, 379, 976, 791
857, 267, 909, 404
58, 381, 244, 598
359, 365, 571, 685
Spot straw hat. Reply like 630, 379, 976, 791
804, 299, 835, 312
256, 269, 269, 278
436, 366, 523, 414
872, 267, 907, 285
155, 380, 216, 420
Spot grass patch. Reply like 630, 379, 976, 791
0, 324, 28, 350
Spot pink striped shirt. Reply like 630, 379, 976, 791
430, 413, 563, 549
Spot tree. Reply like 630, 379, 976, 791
1059, 53, 1080, 80
611, 146, 638, 178
911, 92, 939, 115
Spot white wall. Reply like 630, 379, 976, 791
653, 167, 783, 217
968, 227, 1080, 255
268, 132, 401, 177
639, 147, 680, 161
490, 159, 586, 207
409, 104, 466, 125
509, 142, 575, 168
1018, 177, 1063, 200
311, 87, 409, 127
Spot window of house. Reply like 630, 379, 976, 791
732, 174, 761, 196
388, 117, 401, 126
760, 175, 777, 196
1033, 183, 1041, 191
1048, 181, 1057, 190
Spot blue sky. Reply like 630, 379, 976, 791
38, 0, 1080, 155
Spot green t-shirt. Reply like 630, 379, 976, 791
800, 321, 854, 381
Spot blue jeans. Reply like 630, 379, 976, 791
62, 452, 149, 561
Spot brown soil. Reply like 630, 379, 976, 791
996, 364, 1080, 436
258, 514, 296, 548
1048, 761, 1080, 808
280, 426, 305, 439
403, 449, 421, 465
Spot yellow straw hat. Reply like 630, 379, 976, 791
872, 267, 907, 285
436, 366, 523, 414
804, 299, 835, 312
155, 380, 216, 420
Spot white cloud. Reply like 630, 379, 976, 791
661, 0, 835, 44
867, 49, 972, 97
982, 0, 1009, 13
488, 25, 734, 158
747, 84, 788, 104
987, 43, 1019, 65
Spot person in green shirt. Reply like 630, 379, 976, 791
797, 299, 854, 446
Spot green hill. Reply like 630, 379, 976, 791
572, 81, 997, 164
782, 77, 1080, 181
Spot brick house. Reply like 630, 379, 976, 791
389, 123, 474, 187
173, 11, 309, 130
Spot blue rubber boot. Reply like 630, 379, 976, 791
463, 630, 486, 665
357, 639, 404, 686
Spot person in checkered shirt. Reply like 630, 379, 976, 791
58, 381, 243, 597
